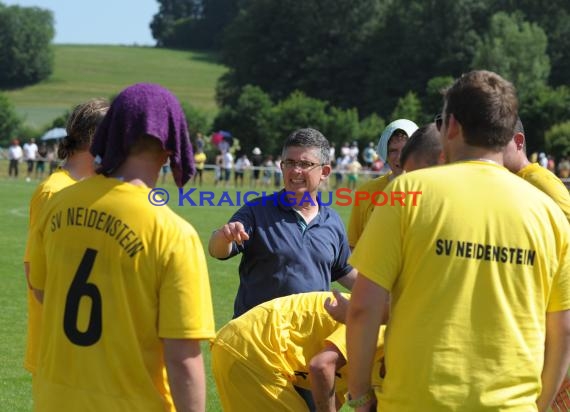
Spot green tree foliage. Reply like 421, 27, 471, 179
363, 0, 485, 116
520, 85, 570, 153
323, 107, 360, 148
0, 92, 22, 146
270, 91, 330, 148
0, 4, 54, 87
212, 85, 275, 153
357, 114, 386, 147
181, 102, 211, 137
545, 121, 570, 158
150, 0, 200, 47
471, 12, 550, 101
425, 76, 454, 119
221, 0, 382, 110
390, 92, 423, 125
492, 0, 570, 87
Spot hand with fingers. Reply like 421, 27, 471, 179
324, 289, 350, 324
220, 222, 250, 246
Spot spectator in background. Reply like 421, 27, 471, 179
346, 70, 570, 412
503, 118, 570, 222
8, 138, 23, 178
23, 97, 110, 376
362, 142, 376, 169
47, 145, 58, 175
28, 83, 215, 411
346, 119, 418, 249
234, 153, 251, 187
222, 150, 234, 187
250, 147, 263, 188
23, 138, 38, 182
195, 132, 205, 152
557, 157, 570, 179
262, 155, 274, 188
400, 123, 444, 173
35, 143, 48, 180
347, 156, 362, 190
273, 155, 283, 188
539, 152, 548, 168
193, 148, 206, 186
547, 155, 556, 174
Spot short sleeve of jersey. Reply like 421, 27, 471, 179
28, 205, 51, 291
548, 214, 570, 312
24, 188, 50, 262
349, 179, 404, 291
324, 324, 347, 359
159, 220, 215, 339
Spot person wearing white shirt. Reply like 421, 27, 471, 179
23, 138, 39, 181
8, 139, 23, 178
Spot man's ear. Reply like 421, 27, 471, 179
447, 113, 461, 140
513, 133, 525, 151
321, 164, 332, 179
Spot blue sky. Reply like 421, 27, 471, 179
2, 0, 158, 45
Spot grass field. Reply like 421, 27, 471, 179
0, 160, 355, 411
4, 45, 227, 129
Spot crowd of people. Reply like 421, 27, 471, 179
18, 71, 570, 412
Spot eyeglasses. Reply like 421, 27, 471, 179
434, 114, 443, 132
281, 159, 324, 170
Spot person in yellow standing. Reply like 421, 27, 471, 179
346, 70, 570, 411
503, 117, 570, 221
28, 83, 215, 411
346, 119, 417, 249
22, 98, 109, 374
193, 147, 207, 186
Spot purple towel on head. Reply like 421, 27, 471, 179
90, 83, 195, 187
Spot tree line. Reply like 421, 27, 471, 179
151, 0, 570, 156
1, 0, 570, 157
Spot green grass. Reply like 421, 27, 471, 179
4, 45, 227, 129
0, 160, 355, 411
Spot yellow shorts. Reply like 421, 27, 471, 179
211, 344, 308, 412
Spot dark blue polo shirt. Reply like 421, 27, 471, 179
224, 190, 353, 318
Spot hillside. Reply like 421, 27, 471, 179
5, 45, 227, 128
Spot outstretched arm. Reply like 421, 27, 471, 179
309, 343, 346, 412
208, 222, 249, 258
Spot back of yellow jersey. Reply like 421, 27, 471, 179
29, 175, 215, 412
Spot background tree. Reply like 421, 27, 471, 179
545, 121, 570, 159
390, 92, 423, 125
357, 114, 385, 147
220, 0, 383, 110
181, 101, 211, 137
150, 0, 200, 47
212, 85, 275, 154
0, 4, 54, 87
471, 12, 550, 102
424, 76, 455, 120
0, 92, 22, 146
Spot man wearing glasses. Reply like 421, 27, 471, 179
209, 128, 356, 319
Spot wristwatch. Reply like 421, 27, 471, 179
345, 389, 374, 408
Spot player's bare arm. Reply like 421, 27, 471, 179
164, 338, 206, 412
309, 343, 346, 412
346, 274, 388, 412
537, 310, 570, 412
208, 222, 249, 258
